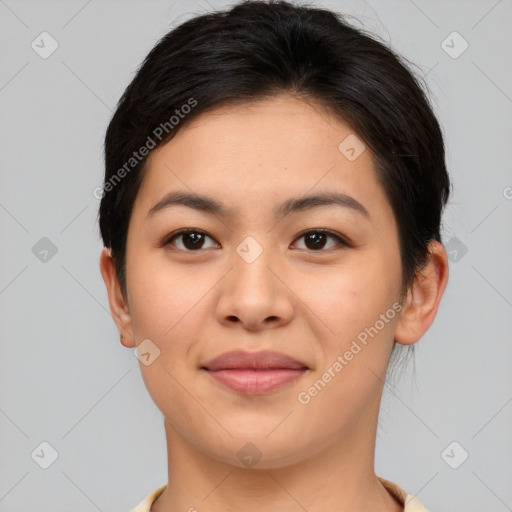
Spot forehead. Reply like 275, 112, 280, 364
135, 94, 393, 226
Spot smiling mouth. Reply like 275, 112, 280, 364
200, 349, 310, 394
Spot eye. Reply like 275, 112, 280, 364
163, 229, 219, 251
292, 229, 351, 251
162, 228, 351, 252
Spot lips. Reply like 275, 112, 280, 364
202, 350, 309, 371
201, 350, 309, 394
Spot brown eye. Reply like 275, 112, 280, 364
293, 230, 350, 251
162, 228, 350, 252
164, 229, 218, 251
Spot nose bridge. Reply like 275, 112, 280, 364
232, 233, 279, 301
215, 234, 293, 329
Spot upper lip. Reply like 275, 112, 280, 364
201, 350, 309, 371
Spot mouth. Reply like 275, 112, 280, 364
200, 350, 309, 395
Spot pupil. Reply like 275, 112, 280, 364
185, 232, 203, 249
307, 232, 326, 249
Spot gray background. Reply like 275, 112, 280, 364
1, 0, 511, 510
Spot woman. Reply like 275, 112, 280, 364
98, 1, 450, 510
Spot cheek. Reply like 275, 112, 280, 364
297, 260, 382, 320
126, 253, 203, 341
126, 260, 210, 415
298, 255, 400, 357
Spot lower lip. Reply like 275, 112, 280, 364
205, 368, 307, 394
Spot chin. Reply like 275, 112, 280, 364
201, 432, 311, 470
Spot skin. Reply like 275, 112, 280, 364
100, 94, 448, 512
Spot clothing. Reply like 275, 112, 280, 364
130, 476, 428, 511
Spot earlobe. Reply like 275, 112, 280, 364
394, 240, 449, 346
99, 248, 135, 348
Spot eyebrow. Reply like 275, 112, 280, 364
147, 190, 370, 220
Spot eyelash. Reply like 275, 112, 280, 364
161, 228, 352, 252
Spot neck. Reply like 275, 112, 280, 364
150, 399, 402, 512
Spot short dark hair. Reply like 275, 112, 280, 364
99, 0, 450, 306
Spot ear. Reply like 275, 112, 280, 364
99, 248, 135, 348
394, 240, 449, 345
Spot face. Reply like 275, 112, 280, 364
119, 94, 405, 467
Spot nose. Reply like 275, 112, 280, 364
215, 244, 294, 332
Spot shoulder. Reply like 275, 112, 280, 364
133, 481, 429, 512
378, 476, 429, 512
130, 485, 166, 512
